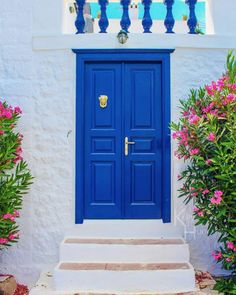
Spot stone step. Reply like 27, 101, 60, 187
66, 220, 183, 239
54, 262, 195, 294
60, 238, 190, 263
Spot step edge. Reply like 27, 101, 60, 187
55, 262, 194, 271
62, 237, 186, 245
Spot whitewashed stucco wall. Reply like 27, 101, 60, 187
0, 0, 233, 287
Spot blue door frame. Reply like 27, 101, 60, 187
73, 49, 174, 224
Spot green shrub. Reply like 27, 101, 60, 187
171, 52, 236, 294
0, 101, 33, 249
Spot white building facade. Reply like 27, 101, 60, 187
0, 0, 235, 288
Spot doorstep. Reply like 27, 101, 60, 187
29, 270, 220, 295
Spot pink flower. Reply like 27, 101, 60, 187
0, 238, 8, 245
202, 189, 209, 195
226, 258, 232, 262
13, 210, 20, 218
8, 234, 15, 241
14, 106, 22, 114
190, 148, 200, 156
210, 197, 222, 205
209, 109, 218, 116
0, 130, 4, 135
16, 147, 22, 156
206, 85, 214, 96
172, 132, 178, 140
231, 83, 236, 90
226, 93, 236, 102
198, 211, 204, 217
214, 190, 223, 198
188, 115, 200, 125
226, 241, 234, 250
207, 133, 215, 142
202, 102, 215, 114
212, 251, 222, 261
3, 213, 15, 221
13, 155, 23, 164
205, 159, 213, 165
210, 191, 223, 205
1, 109, 12, 119
193, 207, 204, 217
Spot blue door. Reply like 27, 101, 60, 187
83, 61, 163, 219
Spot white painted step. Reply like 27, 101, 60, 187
54, 262, 196, 294
60, 238, 190, 263
66, 220, 183, 238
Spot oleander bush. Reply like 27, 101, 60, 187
171, 51, 236, 294
0, 100, 33, 249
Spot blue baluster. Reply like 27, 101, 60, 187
120, 0, 131, 33
185, 0, 198, 34
164, 0, 175, 33
142, 0, 153, 33
75, 0, 86, 34
99, 0, 109, 33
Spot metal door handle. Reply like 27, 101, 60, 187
125, 137, 135, 156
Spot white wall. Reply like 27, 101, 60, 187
0, 0, 234, 287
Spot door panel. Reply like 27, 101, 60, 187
124, 63, 162, 218
84, 63, 122, 218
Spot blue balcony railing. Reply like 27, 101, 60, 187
74, 0, 200, 34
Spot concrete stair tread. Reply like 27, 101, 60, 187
66, 221, 183, 239
58, 262, 191, 271
64, 238, 185, 245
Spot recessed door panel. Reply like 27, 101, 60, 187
131, 71, 155, 129
131, 162, 155, 203
91, 162, 115, 203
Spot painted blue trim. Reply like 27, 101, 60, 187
161, 54, 171, 223
75, 54, 85, 223
73, 49, 174, 224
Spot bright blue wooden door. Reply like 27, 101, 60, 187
84, 62, 163, 219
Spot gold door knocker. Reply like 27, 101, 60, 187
99, 95, 108, 108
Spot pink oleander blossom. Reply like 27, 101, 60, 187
202, 102, 215, 114
14, 106, 22, 114
13, 210, 20, 218
3, 213, 15, 221
207, 132, 215, 142
188, 114, 200, 125
172, 132, 178, 140
214, 190, 223, 198
190, 148, 200, 156
212, 251, 222, 261
226, 241, 235, 250
1, 109, 12, 119
193, 207, 204, 217
202, 189, 210, 195
205, 159, 213, 165
0, 238, 8, 245
210, 191, 223, 205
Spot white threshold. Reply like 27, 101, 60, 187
33, 33, 236, 51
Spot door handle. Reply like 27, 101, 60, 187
125, 137, 135, 156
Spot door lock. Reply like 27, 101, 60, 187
125, 137, 135, 156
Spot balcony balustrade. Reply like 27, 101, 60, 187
74, 0, 202, 34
